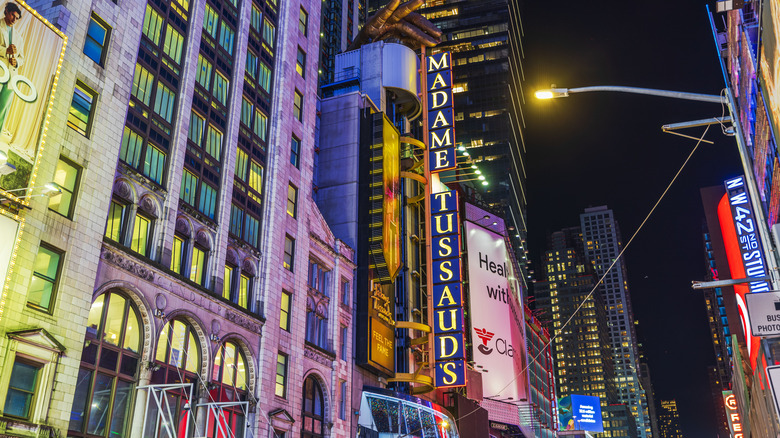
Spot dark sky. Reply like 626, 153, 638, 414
521, 2, 742, 437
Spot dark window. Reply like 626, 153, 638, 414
68, 82, 98, 137
290, 136, 300, 168
4, 359, 41, 419
84, 13, 110, 65
302, 376, 325, 438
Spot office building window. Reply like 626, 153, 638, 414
105, 200, 126, 242
131, 63, 153, 106
259, 63, 271, 91
341, 278, 350, 306
290, 136, 300, 168
188, 111, 205, 146
142, 4, 163, 45
287, 184, 297, 218
229, 204, 243, 237
119, 125, 143, 167
49, 157, 80, 218
68, 82, 97, 137
235, 148, 248, 180
299, 8, 308, 35
143, 144, 166, 185
262, 18, 275, 50
203, 4, 218, 38
241, 98, 253, 127
293, 90, 303, 121
275, 352, 288, 398
254, 110, 268, 140
296, 48, 306, 77
308, 260, 330, 295
162, 24, 184, 65
27, 244, 61, 312
248, 161, 263, 194
205, 125, 222, 160
198, 183, 217, 220
153, 82, 175, 122
3, 358, 41, 419
84, 14, 110, 65
218, 20, 235, 54
196, 54, 213, 90
180, 169, 198, 206
170, 235, 185, 275
237, 274, 251, 309
283, 235, 294, 271
223, 265, 234, 300
340, 325, 348, 361
130, 213, 151, 256
302, 376, 324, 437
280, 291, 291, 331
245, 50, 258, 80
339, 380, 347, 420
305, 305, 328, 349
189, 246, 206, 285
244, 215, 260, 248
213, 71, 229, 106
251, 4, 262, 31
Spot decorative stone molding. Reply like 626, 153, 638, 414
225, 248, 239, 266
113, 179, 133, 202
241, 258, 256, 276
304, 343, 335, 366
139, 194, 158, 218
102, 246, 155, 282
195, 229, 211, 249
175, 216, 191, 237
224, 311, 261, 333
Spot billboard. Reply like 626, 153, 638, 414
558, 395, 603, 433
0, 0, 67, 197
465, 220, 525, 400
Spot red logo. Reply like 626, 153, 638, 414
474, 328, 494, 346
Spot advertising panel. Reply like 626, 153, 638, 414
558, 395, 604, 433
0, 0, 66, 196
722, 390, 744, 438
465, 220, 524, 400
758, 0, 780, 226
431, 189, 466, 388
382, 116, 401, 281
426, 52, 455, 173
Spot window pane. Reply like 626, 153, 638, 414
290, 137, 300, 167
299, 8, 308, 35
221, 343, 236, 385
86, 373, 113, 435
235, 148, 248, 180
241, 98, 253, 127
103, 294, 127, 346
248, 161, 263, 194
170, 235, 184, 274
68, 368, 93, 432
190, 247, 205, 284
143, 144, 166, 184
280, 292, 290, 330
153, 82, 175, 122
163, 24, 184, 65
254, 110, 267, 140
4, 361, 40, 418
238, 275, 249, 308
244, 215, 259, 247
196, 54, 213, 90
28, 246, 61, 310
219, 21, 235, 54
296, 48, 306, 77
123, 305, 141, 353
119, 126, 143, 167
85, 16, 109, 65
185, 330, 199, 372
275, 354, 286, 397
105, 201, 125, 241
68, 83, 96, 137
108, 379, 132, 437
131, 63, 154, 106
198, 183, 217, 219
213, 72, 229, 106
223, 265, 233, 300
188, 111, 205, 146
203, 4, 218, 38
205, 125, 223, 160
86, 294, 105, 339
246, 51, 257, 80
263, 18, 275, 49
130, 214, 150, 256
294, 91, 303, 122
229, 204, 243, 236
283, 236, 294, 271
259, 63, 271, 91
287, 184, 297, 218
49, 158, 79, 216
180, 170, 197, 205
251, 4, 262, 31
142, 5, 163, 45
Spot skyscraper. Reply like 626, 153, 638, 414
580, 206, 652, 438
658, 400, 684, 438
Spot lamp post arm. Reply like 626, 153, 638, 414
566, 86, 727, 104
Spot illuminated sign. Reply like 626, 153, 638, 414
724, 176, 771, 293
426, 52, 456, 173
722, 391, 743, 438
0, 1, 66, 196
558, 395, 603, 433
366, 273, 395, 375
431, 189, 466, 387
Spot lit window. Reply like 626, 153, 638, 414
287, 184, 297, 218
205, 125, 223, 160
119, 125, 143, 167
203, 4, 218, 38
196, 54, 213, 90
143, 144, 166, 184
245, 50, 258, 80
293, 90, 303, 122
229, 204, 243, 236
170, 235, 185, 274
84, 14, 110, 65
248, 161, 263, 194
280, 291, 291, 331
208, 342, 249, 436
290, 136, 300, 167
188, 111, 205, 146
130, 213, 151, 256
153, 81, 175, 122
218, 20, 235, 54
296, 48, 306, 77
238, 274, 250, 309
49, 157, 80, 218
105, 200, 126, 242
299, 8, 308, 35
68, 82, 97, 137
283, 235, 294, 271
142, 4, 163, 45
259, 63, 271, 91
262, 18, 275, 52
162, 24, 184, 65
275, 352, 288, 398
223, 265, 233, 300
213, 71, 229, 106
198, 183, 217, 219
251, 4, 262, 31
180, 169, 198, 206
235, 149, 248, 181
28, 244, 62, 312
254, 110, 268, 140
189, 246, 206, 285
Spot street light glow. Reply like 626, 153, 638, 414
535, 90, 554, 99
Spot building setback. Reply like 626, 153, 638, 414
0, 0, 358, 437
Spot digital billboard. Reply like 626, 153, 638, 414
0, 0, 67, 197
465, 220, 525, 400
558, 395, 603, 433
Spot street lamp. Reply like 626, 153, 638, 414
534, 83, 779, 287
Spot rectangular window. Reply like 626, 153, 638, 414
308, 260, 330, 294
229, 204, 243, 236
105, 201, 126, 242
3, 359, 41, 419
130, 214, 151, 256
131, 63, 154, 106
68, 82, 97, 137
245, 51, 258, 80
251, 4, 262, 31
213, 71, 229, 106
170, 235, 184, 274
143, 144, 166, 184
190, 246, 206, 285
262, 18, 275, 50
286, 184, 297, 218
244, 215, 259, 247
293, 90, 303, 122
275, 353, 288, 398
28, 244, 62, 311
163, 24, 184, 65
299, 8, 308, 35
180, 169, 198, 206
153, 82, 175, 122
142, 4, 163, 45
340, 325, 348, 361
339, 380, 347, 420
280, 291, 291, 331
283, 235, 294, 271
188, 111, 205, 146
241, 98, 253, 127
205, 125, 223, 160
341, 278, 350, 306
84, 14, 110, 65
218, 20, 235, 54
248, 161, 263, 194
258, 63, 271, 91
296, 48, 306, 77
223, 265, 233, 300
290, 136, 300, 168
198, 183, 217, 219
203, 4, 218, 38
196, 54, 213, 90
119, 126, 143, 167
254, 110, 268, 141
235, 148, 248, 181
238, 274, 249, 308
49, 157, 80, 218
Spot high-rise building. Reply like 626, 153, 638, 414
701, 225, 733, 387
658, 400, 684, 438
707, 366, 730, 438
525, 306, 558, 438
580, 206, 651, 438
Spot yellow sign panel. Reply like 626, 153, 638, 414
369, 316, 395, 374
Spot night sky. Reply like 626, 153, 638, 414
521, 2, 743, 437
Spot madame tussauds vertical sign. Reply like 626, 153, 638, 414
426, 52, 455, 173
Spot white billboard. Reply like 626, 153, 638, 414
465, 221, 524, 400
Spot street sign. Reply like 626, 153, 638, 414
766, 366, 780, 423
745, 291, 780, 337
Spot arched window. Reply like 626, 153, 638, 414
144, 319, 201, 437
207, 341, 249, 437
69, 292, 142, 438
302, 376, 325, 438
